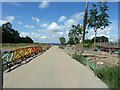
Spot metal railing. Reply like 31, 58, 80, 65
2, 45, 50, 71
80, 56, 95, 70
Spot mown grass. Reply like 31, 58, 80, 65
1, 43, 49, 50
95, 67, 120, 88
2, 43, 47, 47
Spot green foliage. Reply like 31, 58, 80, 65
2, 43, 48, 47
84, 39, 92, 43
2, 22, 34, 43
67, 38, 74, 45
59, 37, 66, 45
71, 53, 81, 61
71, 53, 86, 65
95, 67, 120, 88
68, 24, 82, 45
83, 43, 92, 48
84, 36, 109, 43
88, 2, 111, 31
20, 36, 33, 43
59, 45, 65, 49
91, 36, 109, 43
88, 2, 111, 51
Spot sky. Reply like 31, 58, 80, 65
1, 1, 118, 43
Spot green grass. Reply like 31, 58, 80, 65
2, 43, 49, 50
71, 53, 120, 88
95, 67, 120, 88
83, 43, 93, 48
71, 53, 86, 65
2, 43, 47, 47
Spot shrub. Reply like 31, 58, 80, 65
95, 67, 120, 88
59, 46, 65, 49
83, 43, 92, 48
71, 53, 86, 65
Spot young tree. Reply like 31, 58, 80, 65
88, 2, 111, 69
59, 37, 66, 45
67, 38, 74, 45
68, 24, 82, 44
68, 24, 83, 54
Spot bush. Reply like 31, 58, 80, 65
95, 67, 120, 88
83, 43, 92, 48
71, 53, 81, 61
71, 53, 86, 65
59, 46, 65, 49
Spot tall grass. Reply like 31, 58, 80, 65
71, 53, 120, 88
95, 67, 120, 88
71, 53, 86, 65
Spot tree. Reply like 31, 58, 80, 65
68, 24, 82, 45
84, 39, 92, 43
119, 39, 120, 44
59, 37, 66, 45
91, 36, 109, 43
80, 2, 89, 56
82, 2, 89, 43
67, 38, 74, 45
88, 2, 111, 69
2, 22, 34, 43
2, 22, 17, 43
68, 24, 83, 54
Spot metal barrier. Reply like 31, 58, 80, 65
80, 56, 95, 70
2, 45, 50, 71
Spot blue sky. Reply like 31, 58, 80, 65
1, 2, 118, 43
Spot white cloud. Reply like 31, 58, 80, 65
0, 16, 15, 26
85, 27, 112, 40
71, 12, 84, 21
40, 23, 48, 28
19, 13, 117, 43
6, 16, 15, 22
19, 27, 66, 43
58, 16, 66, 22
17, 21, 23, 24
64, 18, 78, 28
47, 22, 58, 30
32, 17, 40, 24
39, 1, 49, 9
24, 25, 34, 29
39, 36, 47, 39
0, 20, 7, 25
9, 2, 22, 7
20, 32, 30, 37
47, 22, 64, 32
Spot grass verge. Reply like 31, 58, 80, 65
95, 67, 120, 88
71, 53, 120, 88
71, 53, 86, 66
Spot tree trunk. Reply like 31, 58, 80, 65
80, 2, 88, 57
80, 2, 88, 56
94, 30, 97, 70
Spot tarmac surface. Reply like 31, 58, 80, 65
3, 46, 108, 88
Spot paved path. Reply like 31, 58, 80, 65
3, 46, 108, 88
